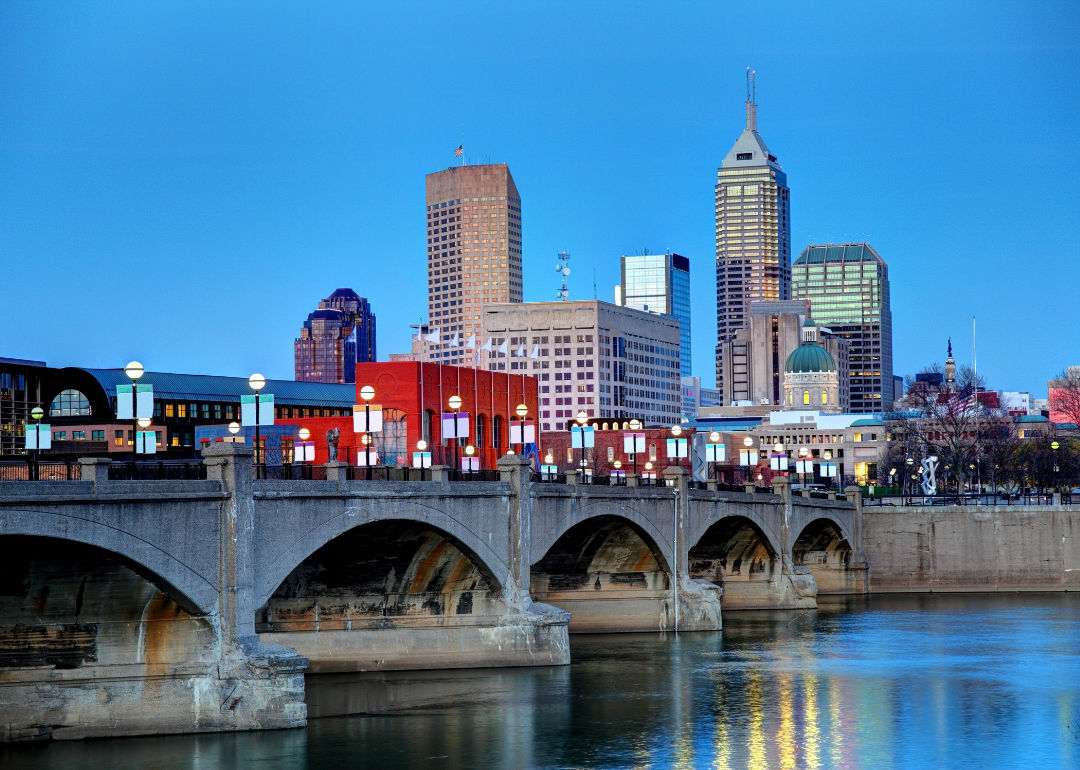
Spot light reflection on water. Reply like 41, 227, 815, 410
5, 593, 1080, 769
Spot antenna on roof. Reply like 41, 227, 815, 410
745, 68, 757, 131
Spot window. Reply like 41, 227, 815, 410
72, 431, 85, 440
225, 405, 235, 420
202, 404, 210, 419
177, 404, 187, 418
92, 430, 104, 441
49, 389, 91, 417
803, 391, 810, 405
115, 430, 124, 446
165, 404, 175, 418
822, 391, 828, 405
154, 402, 162, 417
214, 405, 222, 420
53, 431, 66, 440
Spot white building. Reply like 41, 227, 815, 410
480, 300, 682, 431
1000, 391, 1033, 415
681, 376, 721, 419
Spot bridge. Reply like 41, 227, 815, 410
0, 444, 865, 741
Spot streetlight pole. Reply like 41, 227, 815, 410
516, 403, 528, 455
449, 395, 462, 472
576, 411, 589, 480
630, 419, 642, 476
1052, 441, 1060, 495
671, 424, 683, 471
360, 385, 375, 476
29, 406, 43, 480
249, 374, 266, 471
710, 431, 721, 482
124, 361, 144, 475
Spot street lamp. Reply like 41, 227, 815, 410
906, 456, 915, 499
1052, 441, 1060, 492
576, 411, 589, 476
248, 373, 266, 466
708, 430, 722, 481
823, 449, 833, 492
516, 403, 528, 454
449, 395, 463, 471
671, 424, 684, 470
360, 385, 375, 471
29, 406, 44, 479
465, 444, 475, 475
298, 427, 309, 465
125, 361, 145, 471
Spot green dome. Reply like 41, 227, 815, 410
785, 341, 836, 373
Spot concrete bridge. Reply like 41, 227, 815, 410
0, 445, 864, 741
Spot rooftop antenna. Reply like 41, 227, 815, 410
593, 268, 597, 300
555, 251, 571, 301
746, 68, 757, 131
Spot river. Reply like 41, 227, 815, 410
5, 594, 1079, 769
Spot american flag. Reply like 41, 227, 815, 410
948, 383, 977, 416
454, 145, 463, 157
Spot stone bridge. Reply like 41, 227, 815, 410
0, 444, 864, 741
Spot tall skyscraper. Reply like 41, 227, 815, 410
425, 163, 522, 366
714, 74, 791, 392
792, 243, 893, 412
294, 288, 376, 384
620, 252, 692, 375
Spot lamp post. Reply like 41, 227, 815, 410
29, 406, 43, 480
228, 421, 240, 438
630, 419, 643, 475
645, 460, 653, 485
248, 373, 266, 468
417, 439, 428, 480
823, 449, 833, 493
906, 456, 914, 501
576, 411, 589, 477
124, 361, 144, 473
710, 431, 722, 482
799, 446, 810, 489
360, 385, 375, 472
1052, 441, 1060, 493
516, 403, 528, 454
449, 395, 462, 471
465, 444, 475, 475
297, 427, 309, 470
671, 424, 683, 470
743, 435, 754, 486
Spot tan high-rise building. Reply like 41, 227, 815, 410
425, 164, 522, 366
715, 77, 792, 393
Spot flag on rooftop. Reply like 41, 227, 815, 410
454, 145, 463, 157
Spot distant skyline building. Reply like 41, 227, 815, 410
425, 163, 522, 366
619, 252, 692, 376
294, 288, 376, 384
714, 73, 792, 393
480, 300, 682, 431
792, 243, 893, 412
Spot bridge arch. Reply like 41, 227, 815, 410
687, 514, 782, 594
530, 498, 675, 572
0, 508, 214, 614
792, 516, 857, 594
256, 517, 506, 635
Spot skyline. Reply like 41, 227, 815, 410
2, 2, 1078, 395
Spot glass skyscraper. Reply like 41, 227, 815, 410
792, 243, 893, 412
294, 288, 377, 384
621, 252, 691, 376
714, 89, 791, 393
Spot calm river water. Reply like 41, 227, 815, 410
5, 594, 1080, 769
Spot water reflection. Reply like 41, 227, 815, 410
5, 594, 1080, 769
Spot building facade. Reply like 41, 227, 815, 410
479, 300, 682, 431
680, 376, 721, 418
714, 87, 792, 393
719, 301, 850, 411
294, 288, 376, 384
620, 252, 692, 375
792, 243, 893, 412
425, 164, 522, 366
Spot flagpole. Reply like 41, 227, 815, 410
973, 315, 980, 494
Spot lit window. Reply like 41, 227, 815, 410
49, 389, 91, 417
822, 392, 828, 405
803, 391, 810, 405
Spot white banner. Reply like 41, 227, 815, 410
441, 412, 470, 440
739, 449, 760, 466
116, 384, 133, 420
460, 457, 479, 471
412, 451, 432, 469
136, 431, 157, 454
770, 454, 789, 471
705, 443, 725, 462
572, 426, 595, 449
353, 404, 383, 433
25, 424, 51, 450
623, 432, 646, 454
241, 394, 275, 426
355, 450, 380, 466
509, 421, 536, 444
666, 438, 688, 459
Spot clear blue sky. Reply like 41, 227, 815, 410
2, 2, 1077, 394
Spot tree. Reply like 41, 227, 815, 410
1049, 368, 1080, 427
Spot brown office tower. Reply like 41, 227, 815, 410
425, 164, 522, 365
714, 73, 791, 394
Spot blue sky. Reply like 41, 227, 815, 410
2, 1, 1078, 394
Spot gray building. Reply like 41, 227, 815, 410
714, 80, 792, 395
792, 243, 893, 412
480, 300, 682, 431
681, 376, 721, 418
620, 252, 692, 376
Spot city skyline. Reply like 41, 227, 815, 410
1, 3, 1078, 396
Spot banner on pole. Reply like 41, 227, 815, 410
412, 451, 432, 469
241, 395, 275, 426
353, 404, 383, 433
509, 420, 535, 445
441, 412, 470, 440
705, 443, 725, 462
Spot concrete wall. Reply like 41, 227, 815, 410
864, 505, 1080, 592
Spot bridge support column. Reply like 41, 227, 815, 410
664, 467, 723, 631
774, 475, 819, 608
844, 485, 870, 593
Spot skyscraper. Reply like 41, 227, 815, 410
620, 252, 692, 375
714, 74, 791, 393
294, 289, 376, 384
425, 163, 522, 366
791, 243, 893, 412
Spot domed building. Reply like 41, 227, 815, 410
783, 319, 841, 413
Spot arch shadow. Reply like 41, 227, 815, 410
0, 509, 214, 614
687, 515, 780, 588
256, 499, 509, 611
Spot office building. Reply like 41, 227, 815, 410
792, 243, 893, 412
681, 376, 721, 418
620, 252, 692, 375
294, 288, 376, 384
719, 301, 849, 411
425, 164, 522, 363
0, 356, 46, 457
479, 300, 681, 431
714, 80, 792, 393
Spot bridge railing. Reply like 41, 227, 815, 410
108, 462, 208, 481
0, 461, 81, 481
864, 492, 1060, 507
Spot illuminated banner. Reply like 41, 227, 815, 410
353, 404, 383, 433
117, 384, 153, 420
412, 451, 432, 469
666, 438, 688, 459
509, 420, 536, 444
705, 443, 725, 462
136, 431, 157, 455
623, 432, 646, 454
25, 424, 51, 451
241, 395, 274, 426
441, 412, 470, 440
571, 425, 595, 449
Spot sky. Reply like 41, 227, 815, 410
1, 1, 1078, 394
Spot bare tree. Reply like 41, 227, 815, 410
1049, 368, 1080, 427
